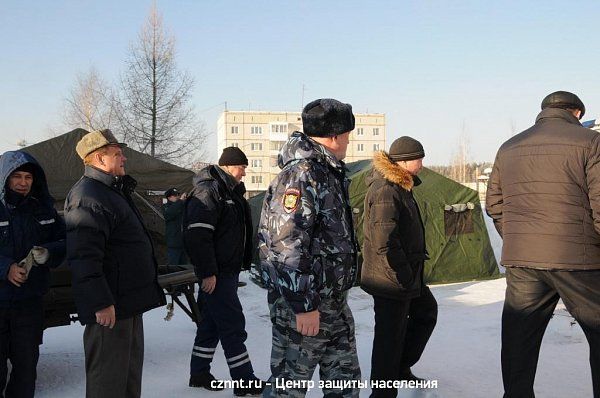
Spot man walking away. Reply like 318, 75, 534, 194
487, 91, 600, 398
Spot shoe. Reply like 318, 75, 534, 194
398, 368, 425, 382
233, 376, 264, 396
189, 372, 224, 391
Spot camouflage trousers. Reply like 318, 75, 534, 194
263, 291, 361, 398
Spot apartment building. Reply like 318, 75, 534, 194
217, 110, 386, 194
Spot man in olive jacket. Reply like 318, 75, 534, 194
487, 91, 600, 398
361, 137, 437, 398
65, 130, 166, 398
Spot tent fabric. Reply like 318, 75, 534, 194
18, 128, 196, 264
22, 129, 195, 203
249, 161, 499, 285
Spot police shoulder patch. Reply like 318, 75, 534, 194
283, 188, 301, 213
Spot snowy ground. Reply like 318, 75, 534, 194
35, 213, 594, 397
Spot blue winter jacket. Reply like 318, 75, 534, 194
0, 151, 66, 304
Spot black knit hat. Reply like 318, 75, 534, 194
218, 147, 248, 166
164, 188, 180, 198
301, 98, 355, 137
541, 91, 585, 118
389, 136, 425, 161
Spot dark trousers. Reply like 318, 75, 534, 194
84, 314, 144, 398
502, 267, 600, 398
0, 298, 43, 398
370, 286, 438, 398
190, 274, 254, 380
167, 248, 187, 265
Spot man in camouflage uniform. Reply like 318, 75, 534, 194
258, 98, 360, 398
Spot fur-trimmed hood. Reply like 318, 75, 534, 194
368, 150, 420, 191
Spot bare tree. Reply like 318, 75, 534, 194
117, 5, 206, 164
63, 67, 116, 131
450, 122, 470, 183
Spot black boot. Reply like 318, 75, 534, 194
233, 376, 264, 396
189, 371, 224, 390
398, 368, 425, 382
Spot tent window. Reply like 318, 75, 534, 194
444, 207, 474, 236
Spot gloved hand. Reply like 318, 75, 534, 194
18, 251, 35, 279
31, 246, 49, 265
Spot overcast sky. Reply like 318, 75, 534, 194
1, 0, 599, 165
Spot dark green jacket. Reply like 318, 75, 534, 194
162, 200, 184, 249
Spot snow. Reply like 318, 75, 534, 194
33, 212, 593, 397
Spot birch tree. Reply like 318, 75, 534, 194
64, 67, 116, 131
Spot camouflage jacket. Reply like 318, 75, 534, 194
258, 131, 358, 314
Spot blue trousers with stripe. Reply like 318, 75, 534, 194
190, 274, 255, 380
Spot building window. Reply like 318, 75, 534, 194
270, 157, 278, 167
251, 176, 263, 184
270, 141, 285, 151
271, 124, 288, 133
356, 128, 364, 136
251, 159, 263, 168
251, 126, 263, 135
230, 142, 239, 147
231, 126, 239, 134
357, 143, 364, 152
373, 128, 379, 136
373, 143, 380, 151
250, 143, 263, 151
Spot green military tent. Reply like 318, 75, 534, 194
20, 128, 196, 264
249, 160, 499, 285
14, 129, 197, 327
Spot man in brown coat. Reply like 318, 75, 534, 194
487, 91, 600, 398
361, 137, 437, 398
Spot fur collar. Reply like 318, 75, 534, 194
372, 151, 414, 191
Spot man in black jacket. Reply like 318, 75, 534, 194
65, 129, 166, 398
487, 91, 600, 398
361, 137, 438, 398
183, 147, 261, 396
0, 150, 66, 398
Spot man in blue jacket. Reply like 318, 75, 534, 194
0, 150, 66, 398
183, 147, 261, 396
